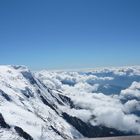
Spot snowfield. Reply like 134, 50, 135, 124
0, 65, 140, 140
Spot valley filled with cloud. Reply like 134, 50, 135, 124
37, 66, 140, 135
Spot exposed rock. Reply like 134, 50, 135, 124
0, 89, 11, 101
62, 112, 132, 138
0, 113, 10, 129
14, 126, 33, 140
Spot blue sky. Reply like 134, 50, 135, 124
0, 0, 140, 70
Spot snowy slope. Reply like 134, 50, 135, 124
0, 65, 140, 140
0, 65, 81, 140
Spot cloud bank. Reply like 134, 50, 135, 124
37, 66, 140, 134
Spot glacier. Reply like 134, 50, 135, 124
0, 65, 140, 140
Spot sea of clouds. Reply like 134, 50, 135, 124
36, 66, 140, 134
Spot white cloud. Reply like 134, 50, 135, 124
124, 99, 140, 113
120, 81, 140, 100
36, 66, 140, 134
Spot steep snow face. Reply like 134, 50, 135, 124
0, 65, 82, 140
0, 65, 140, 140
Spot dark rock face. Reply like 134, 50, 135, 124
58, 94, 75, 108
0, 89, 11, 101
14, 126, 33, 140
47, 89, 64, 106
50, 125, 68, 139
40, 95, 58, 114
21, 87, 34, 98
21, 71, 37, 85
0, 113, 10, 129
62, 112, 132, 138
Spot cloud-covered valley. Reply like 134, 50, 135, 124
37, 66, 140, 135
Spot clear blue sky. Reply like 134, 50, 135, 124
0, 0, 140, 70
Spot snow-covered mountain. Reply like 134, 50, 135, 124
0, 65, 140, 140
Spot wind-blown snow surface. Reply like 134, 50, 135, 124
0, 65, 140, 140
